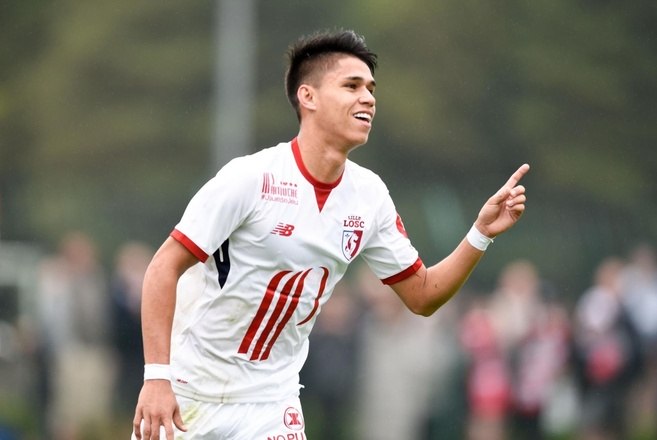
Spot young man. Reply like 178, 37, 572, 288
132, 29, 529, 439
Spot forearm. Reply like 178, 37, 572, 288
141, 261, 178, 364
422, 238, 484, 311
393, 238, 484, 316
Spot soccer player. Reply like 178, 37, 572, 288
132, 29, 529, 439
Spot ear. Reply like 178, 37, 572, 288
297, 84, 317, 113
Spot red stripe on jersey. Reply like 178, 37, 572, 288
170, 229, 208, 262
262, 172, 273, 194
381, 257, 423, 285
260, 269, 312, 360
297, 267, 329, 326
250, 272, 303, 361
238, 270, 291, 357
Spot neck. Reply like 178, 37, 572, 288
295, 131, 351, 183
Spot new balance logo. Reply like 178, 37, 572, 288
271, 223, 295, 236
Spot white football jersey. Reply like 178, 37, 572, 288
169, 138, 421, 403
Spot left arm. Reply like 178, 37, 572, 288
391, 164, 530, 316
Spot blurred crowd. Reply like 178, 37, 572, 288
0, 231, 656, 440
303, 244, 657, 440
0, 232, 154, 440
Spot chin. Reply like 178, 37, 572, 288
347, 139, 368, 152
341, 130, 370, 152
354, 132, 370, 146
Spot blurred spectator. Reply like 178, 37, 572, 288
354, 264, 440, 440
460, 259, 577, 440
572, 257, 640, 440
619, 244, 657, 435
483, 260, 543, 439
300, 280, 361, 440
109, 241, 154, 419
459, 296, 510, 440
621, 244, 657, 351
421, 296, 465, 440
510, 300, 571, 439
36, 231, 113, 440
488, 260, 543, 356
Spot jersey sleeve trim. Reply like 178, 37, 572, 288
381, 257, 423, 285
170, 229, 209, 263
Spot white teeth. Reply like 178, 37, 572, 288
354, 112, 371, 122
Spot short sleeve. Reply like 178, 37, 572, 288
359, 190, 422, 284
172, 156, 258, 258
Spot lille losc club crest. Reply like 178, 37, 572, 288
342, 229, 363, 261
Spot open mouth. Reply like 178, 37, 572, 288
354, 112, 372, 123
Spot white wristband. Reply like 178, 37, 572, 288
144, 363, 172, 381
466, 224, 494, 251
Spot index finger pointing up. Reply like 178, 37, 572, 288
505, 163, 530, 188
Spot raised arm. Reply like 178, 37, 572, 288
391, 164, 530, 316
133, 237, 197, 439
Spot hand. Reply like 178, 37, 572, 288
474, 163, 530, 238
133, 380, 187, 440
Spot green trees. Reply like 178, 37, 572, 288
1, 0, 655, 292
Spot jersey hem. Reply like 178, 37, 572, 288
172, 383, 301, 404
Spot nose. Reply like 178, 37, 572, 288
360, 89, 375, 106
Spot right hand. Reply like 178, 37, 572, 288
473, 163, 529, 238
133, 380, 187, 440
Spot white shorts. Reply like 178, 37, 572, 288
132, 395, 306, 440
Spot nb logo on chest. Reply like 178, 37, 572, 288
271, 223, 295, 237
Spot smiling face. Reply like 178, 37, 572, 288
298, 54, 376, 150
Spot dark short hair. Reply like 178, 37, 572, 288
285, 29, 378, 120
